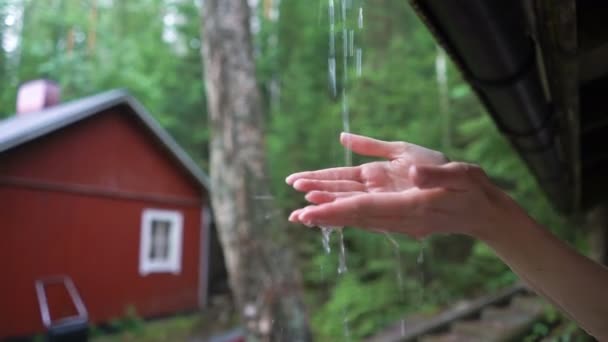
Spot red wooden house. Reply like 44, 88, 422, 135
0, 87, 218, 339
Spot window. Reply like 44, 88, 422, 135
139, 209, 183, 275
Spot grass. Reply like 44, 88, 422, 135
91, 304, 239, 342
91, 314, 201, 342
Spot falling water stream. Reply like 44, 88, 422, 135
417, 239, 426, 306
384, 232, 407, 336
317, 3, 449, 340
324, 0, 361, 276
323, 0, 367, 339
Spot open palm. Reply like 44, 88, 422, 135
286, 133, 447, 199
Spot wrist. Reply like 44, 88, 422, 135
470, 180, 531, 244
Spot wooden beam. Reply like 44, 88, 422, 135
366, 284, 527, 342
533, 0, 581, 212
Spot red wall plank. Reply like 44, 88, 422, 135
0, 109, 203, 199
0, 187, 201, 338
0, 109, 206, 338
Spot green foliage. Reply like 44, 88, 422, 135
0, 0, 208, 168
523, 306, 594, 342
0, 0, 582, 339
109, 306, 145, 335
312, 273, 405, 340
93, 313, 201, 342
264, 0, 575, 339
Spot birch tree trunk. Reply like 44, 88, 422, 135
200, 1, 311, 340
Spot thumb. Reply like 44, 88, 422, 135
340, 132, 408, 160
410, 162, 483, 191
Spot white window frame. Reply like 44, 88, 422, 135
139, 209, 184, 276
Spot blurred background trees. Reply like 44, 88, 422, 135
0, 0, 578, 339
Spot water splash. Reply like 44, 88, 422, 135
329, 57, 337, 97
337, 227, 348, 274
328, 0, 337, 97
340, 0, 352, 166
417, 239, 427, 305
320, 226, 334, 254
435, 45, 451, 150
349, 29, 355, 57
384, 232, 406, 336
355, 48, 362, 77
319, 226, 347, 273
343, 308, 352, 341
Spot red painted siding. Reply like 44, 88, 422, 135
0, 109, 201, 198
0, 109, 206, 338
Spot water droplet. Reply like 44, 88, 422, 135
329, 0, 335, 26
329, 0, 336, 59
356, 48, 362, 76
349, 29, 355, 57
343, 308, 352, 341
328, 57, 337, 97
358, 7, 363, 29
417, 240, 427, 304
329, 26, 335, 57
387, 236, 411, 337
337, 228, 348, 274
320, 226, 334, 254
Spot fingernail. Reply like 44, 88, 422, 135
285, 175, 294, 185
299, 212, 314, 227
293, 179, 307, 191
288, 211, 298, 222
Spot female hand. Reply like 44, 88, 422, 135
288, 134, 608, 340
293, 162, 515, 239
286, 134, 516, 239
286, 132, 447, 214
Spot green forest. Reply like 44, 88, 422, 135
0, 0, 588, 340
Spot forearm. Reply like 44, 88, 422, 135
478, 192, 608, 339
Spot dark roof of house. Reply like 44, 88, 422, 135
412, 0, 608, 213
0, 89, 210, 190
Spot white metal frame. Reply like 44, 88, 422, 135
35, 275, 88, 328
139, 208, 183, 276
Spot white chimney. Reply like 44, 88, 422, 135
16, 80, 61, 114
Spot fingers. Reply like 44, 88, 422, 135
293, 179, 365, 192
291, 191, 437, 238
305, 190, 366, 204
288, 208, 304, 223
286, 166, 361, 185
288, 205, 316, 224
340, 132, 408, 160
411, 162, 484, 191
298, 192, 416, 228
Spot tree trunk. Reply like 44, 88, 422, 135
200, 1, 311, 341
